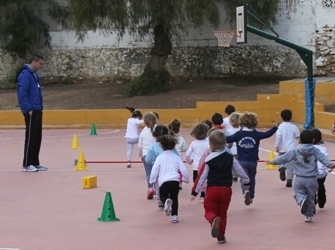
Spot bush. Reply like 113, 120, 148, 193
126, 69, 171, 97
1, 66, 21, 89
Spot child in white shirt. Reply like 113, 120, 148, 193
138, 112, 158, 199
222, 104, 235, 130
311, 128, 328, 209
169, 119, 188, 190
186, 122, 209, 200
125, 106, 144, 168
226, 112, 241, 182
168, 119, 188, 158
275, 109, 300, 187
150, 134, 190, 223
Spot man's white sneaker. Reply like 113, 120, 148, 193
171, 215, 179, 223
304, 215, 312, 222
164, 198, 173, 216
35, 165, 48, 171
199, 197, 205, 203
22, 165, 38, 172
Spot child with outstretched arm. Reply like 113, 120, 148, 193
267, 130, 335, 222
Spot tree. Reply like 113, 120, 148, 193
0, 0, 68, 58
67, 0, 280, 96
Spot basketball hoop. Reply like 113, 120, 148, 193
214, 30, 238, 47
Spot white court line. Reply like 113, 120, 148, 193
17, 136, 120, 143
0, 130, 120, 141
0, 248, 20, 250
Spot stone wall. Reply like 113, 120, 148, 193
315, 25, 335, 75
0, 45, 306, 83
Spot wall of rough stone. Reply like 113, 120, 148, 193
2, 46, 303, 82
314, 1, 335, 75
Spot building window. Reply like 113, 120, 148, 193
324, 0, 335, 7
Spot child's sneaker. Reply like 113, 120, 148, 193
22, 165, 38, 172
278, 167, 286, 181
127, 163, 131, 168
300, 199, 309, 215
199, 197, 205, 203
211, 217, 221, 238
304, 215, 312, 222
164, 199, 173, 216
171, 215, 179, 223
217, 236, 226, 244
147, 188, 155, 200
244, 190, 251, 206
157, 200, 164, 211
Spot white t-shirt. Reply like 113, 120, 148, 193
149, 150, 190, 187
138, 127, 156, 158
275, 122, 300, 153
175, 134, 188, 158
125, 118, 144, 139
226, 127, 240, 155
222, 116, 233, 130
185, 139, 209, 170
314, 145, 328, 176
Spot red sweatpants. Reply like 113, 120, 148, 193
204, 186, 232, 238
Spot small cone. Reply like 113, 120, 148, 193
74, 151, 88, 171
265, 151, 277, 170
71, 134, 80, 149
98, 192, 120, 222
90, 124, 97, 135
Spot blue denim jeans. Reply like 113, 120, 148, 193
239, 161, 257, 200
142, 156, 153, 189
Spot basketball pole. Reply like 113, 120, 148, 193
240, 4, 315, 129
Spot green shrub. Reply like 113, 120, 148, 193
126, 69, 171, 97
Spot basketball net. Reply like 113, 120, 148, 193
214, 30, 236, 47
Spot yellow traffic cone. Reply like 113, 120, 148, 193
71, 134, 80, 149
75, 151, 88, 171
265, 151, 277, 170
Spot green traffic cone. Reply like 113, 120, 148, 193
90, 123, 97, 135
97, 192, 120, 222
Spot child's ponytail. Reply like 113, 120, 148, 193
125, 106, 142, 119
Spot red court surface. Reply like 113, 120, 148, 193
1, 128, 335, 250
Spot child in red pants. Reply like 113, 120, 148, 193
191, 130, 250, 244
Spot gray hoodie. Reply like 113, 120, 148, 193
271, 144, 334, 178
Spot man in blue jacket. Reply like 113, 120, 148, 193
17, 54, 48, 172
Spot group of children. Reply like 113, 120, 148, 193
123, 105, 335, 244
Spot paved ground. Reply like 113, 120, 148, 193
1, 128, 335, 250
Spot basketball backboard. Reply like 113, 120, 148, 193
236, 5, 247, 44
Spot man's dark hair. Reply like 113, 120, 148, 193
281, 109, 292, 121
225, 105, 235, 115
300, 130, 314, 144
29, 53, 43, 63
